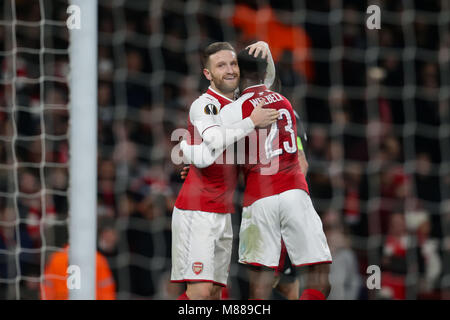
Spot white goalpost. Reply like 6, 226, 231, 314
68, 0, 98, 300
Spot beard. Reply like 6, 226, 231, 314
210, 72, 239, 95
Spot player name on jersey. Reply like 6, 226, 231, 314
248, 92, 283, 108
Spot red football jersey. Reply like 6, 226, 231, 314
221, 84, 309, 207
174, 87, 238, 213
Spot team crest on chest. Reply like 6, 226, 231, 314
192, 262, 203, 275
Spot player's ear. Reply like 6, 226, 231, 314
203, 68, 212, 81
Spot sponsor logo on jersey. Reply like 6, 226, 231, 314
204, 104, 218, 115
192, 262, 203, 275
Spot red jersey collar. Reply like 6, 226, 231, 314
206, 86, 234, 105
241, 84, 267, 95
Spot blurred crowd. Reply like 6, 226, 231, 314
0, 0, 449, 299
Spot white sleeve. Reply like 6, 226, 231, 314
202, 117, 254, 151
188, 94, 255, 163
189, 99, 221, 137
180, 124, 251, 167
180, 140, 217, 168
263, 44, 276, 88
201, 92, 255, 151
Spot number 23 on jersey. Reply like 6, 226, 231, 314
265, 108, 297, 159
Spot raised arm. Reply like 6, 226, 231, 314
246, 41, 276, 88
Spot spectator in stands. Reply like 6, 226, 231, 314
441, 206, 450, 299
41, 226, 116, 300
125, 192, 167, 298
405, 210, 442, 299
230, 2, 314, 81
380, 212, 408, 299
98, 218, 120, 293
41, 245, 116, 300
323, 210, 362, 300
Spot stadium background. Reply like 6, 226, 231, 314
0, 0, 449, 299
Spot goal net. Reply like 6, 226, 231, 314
0, 0, 73, 299
0, 0, 449, 300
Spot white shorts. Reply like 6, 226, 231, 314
171, 207, 233, 287
238, 189, 332, 268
